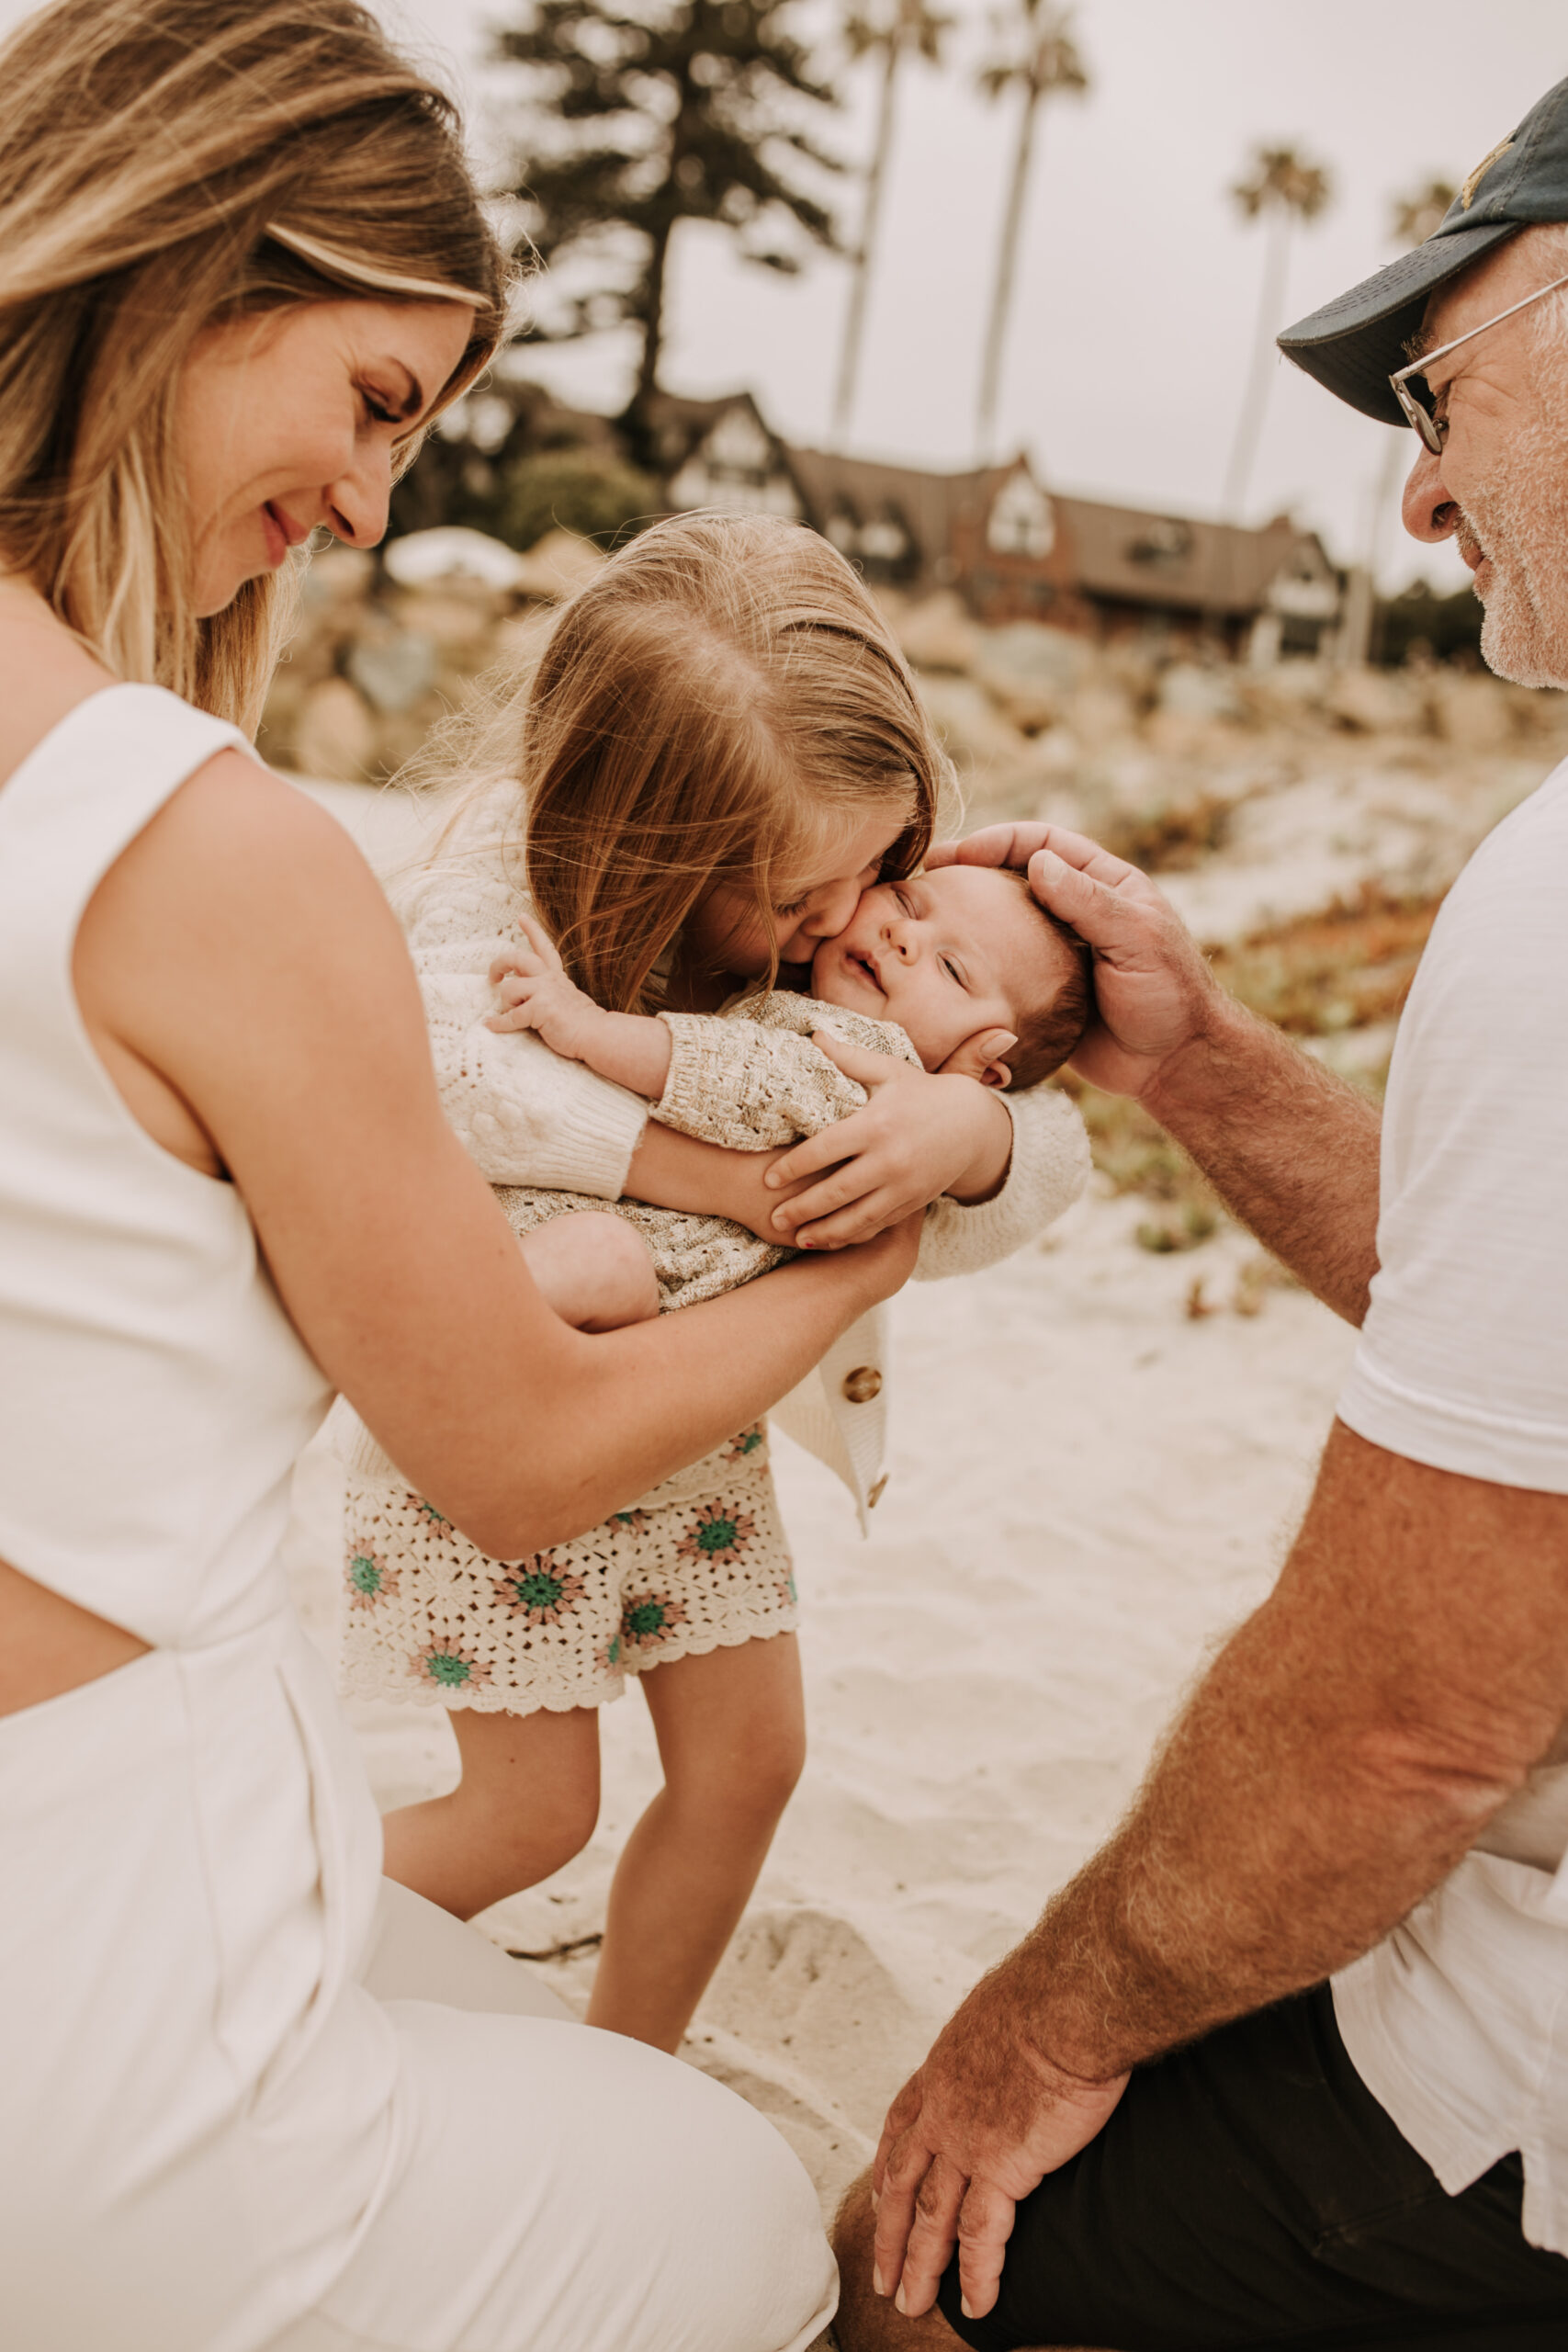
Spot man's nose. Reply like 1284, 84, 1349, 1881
1402, 444, 1461, 545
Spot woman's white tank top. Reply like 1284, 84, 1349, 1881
0, 684, 332, 1643
0, 684, 399, 2350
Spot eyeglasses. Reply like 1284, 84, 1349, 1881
1389, 268, 1568, 453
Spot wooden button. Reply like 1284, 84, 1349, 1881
867, 1474, 889, 1509
841, 1365, 882, 1404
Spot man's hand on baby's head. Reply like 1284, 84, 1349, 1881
487, 914, 608, 1064
930, 821, 1220, 1098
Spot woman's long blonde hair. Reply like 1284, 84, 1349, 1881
0, 0, 510, 730
416, 512, 956, 1013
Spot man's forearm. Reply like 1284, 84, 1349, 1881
1011, 1611, 1474, 2086
1144, 992, 1381, 1325
990, 1427, 1562, 2090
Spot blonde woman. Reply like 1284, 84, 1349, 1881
0, 6, 917, 2348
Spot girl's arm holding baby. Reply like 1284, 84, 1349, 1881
490, 922, 1089, 1267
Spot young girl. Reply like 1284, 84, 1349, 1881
333, 513, 1089, 2051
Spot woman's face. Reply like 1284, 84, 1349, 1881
686, 807, 909, 979
175, 298, 474, 615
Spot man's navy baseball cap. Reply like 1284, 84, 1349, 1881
1278, 75, 1568, 425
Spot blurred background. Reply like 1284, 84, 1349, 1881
6, 0, 1564, 1067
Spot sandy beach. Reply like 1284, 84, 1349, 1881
287, 763, 1372, 2219
286, 1188, 1352, 2212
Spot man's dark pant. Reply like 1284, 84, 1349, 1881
937, 1984, 1568, 2351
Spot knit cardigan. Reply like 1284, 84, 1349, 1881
340, 784, 1091, 1530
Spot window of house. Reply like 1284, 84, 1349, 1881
986, 473, 1055, 560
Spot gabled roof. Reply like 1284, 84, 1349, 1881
641, 389, 791, 480
1051, 497, 1327, 616
784, 446, 1016, 553
782, 444, 1328, 616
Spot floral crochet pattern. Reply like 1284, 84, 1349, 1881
492, 1556, 585, 1627
344, 1547, 399, 1610
619, 1590, 689, 1650
676, 1499, 757, 1568
340, 1424, 796, 1717
410, 1643, 491, 1693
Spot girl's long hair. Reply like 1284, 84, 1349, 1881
411, 512, 957, 1012
0, 0, 510, 730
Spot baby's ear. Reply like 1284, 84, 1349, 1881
940, 1028, 1016, 1089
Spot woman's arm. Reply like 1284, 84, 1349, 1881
76, 757, 919, 1560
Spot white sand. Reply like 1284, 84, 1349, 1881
285, 1184, 1356, 2216
283, 768, 1363, 2218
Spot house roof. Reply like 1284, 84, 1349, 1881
1052, 498, 1325, 617
640, 390, 787, 479
492, 382, 1334, 621
783, 446, 1010, 558
784, 444, 1331, 617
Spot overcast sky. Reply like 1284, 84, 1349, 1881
7, 0, 1563, 588
383, 0, 1567, 591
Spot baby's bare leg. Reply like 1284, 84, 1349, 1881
588, 1634, 806, 2050
519, 1210, 660, 1331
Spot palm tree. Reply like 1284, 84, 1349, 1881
1345, 176, 1459, 662
1222, 144, 1332, 520
1392, 176, 1457, 252
832, 0, 953, 447
973, 0, 1088, 462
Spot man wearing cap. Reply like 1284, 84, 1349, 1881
834, 77, 1568, 2352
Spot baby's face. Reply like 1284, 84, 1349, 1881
810, 864, 1044, 1072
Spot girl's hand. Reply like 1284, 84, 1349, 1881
487, 916, 606, 1064
763, 1037, 1014, 1250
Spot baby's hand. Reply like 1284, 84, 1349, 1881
487, 915, 607, 1064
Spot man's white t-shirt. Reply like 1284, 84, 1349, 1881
1334, 754, 1568, 2255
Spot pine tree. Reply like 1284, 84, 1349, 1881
494, 0, 843, 439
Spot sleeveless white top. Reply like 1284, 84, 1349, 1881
0, 684, 331, 1636
0, 686, 397, 2351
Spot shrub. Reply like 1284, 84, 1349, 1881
495, 449, 662, 552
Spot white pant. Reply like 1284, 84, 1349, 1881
265, 1883, 837, 2352
0, 1633, 835, 2352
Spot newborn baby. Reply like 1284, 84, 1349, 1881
485, 862, 1091, 1329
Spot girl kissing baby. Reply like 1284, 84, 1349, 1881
333, 512, 1090, 2053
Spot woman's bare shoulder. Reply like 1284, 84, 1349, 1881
0, 595, 117, 791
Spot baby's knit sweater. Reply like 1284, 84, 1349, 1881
494, 986, 1089, 1312
340, 782, 1091, 1521
399, 781, 1089, 1299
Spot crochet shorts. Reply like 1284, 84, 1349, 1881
337, 1423, 796, 1716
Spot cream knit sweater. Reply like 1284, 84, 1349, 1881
338, 784, 1091, 1528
